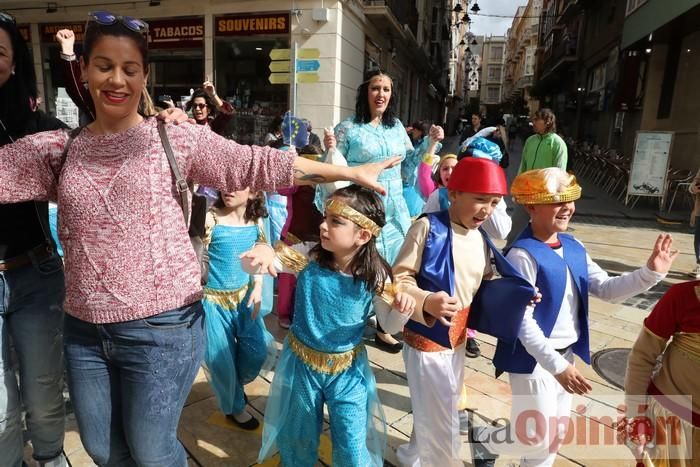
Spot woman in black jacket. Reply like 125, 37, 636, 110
0, 13, 69, 467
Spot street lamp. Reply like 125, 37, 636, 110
453, 4, 464, 13
471, 2, 481, 13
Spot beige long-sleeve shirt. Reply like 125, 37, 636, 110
391, 217, 491, 328
624, 281, 700, 416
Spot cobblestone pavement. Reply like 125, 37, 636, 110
51, 136, 697, 466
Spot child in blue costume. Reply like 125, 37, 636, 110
249, 185, 415, 467
317, 76, 444, 350
202, 189, 274, 430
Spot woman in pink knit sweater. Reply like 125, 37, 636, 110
0, 13, 396, 467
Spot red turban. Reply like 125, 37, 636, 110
447, 157, 508, 195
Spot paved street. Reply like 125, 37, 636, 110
57, 137, 696, 466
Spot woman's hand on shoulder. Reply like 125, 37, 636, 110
156, 107, 193, 125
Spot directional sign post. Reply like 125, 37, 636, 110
268, 45, 322, 114
269, 49, 291, 84
297, 48, 320, 59
296, 59, 320, 72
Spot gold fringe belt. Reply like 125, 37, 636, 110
671, 333, 700, 365
203, 285, 249, 310
287, 331, 363, 375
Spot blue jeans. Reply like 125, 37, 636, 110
0, 252, 66, 467
64, 302, 205, 467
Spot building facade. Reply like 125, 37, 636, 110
503, 0, 541, 115
479, 35, 506, 106
533, 0, 584, 136
5, 0, 445, 141
618, 0, 700, 169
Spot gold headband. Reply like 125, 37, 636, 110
325, 199, 382, 237
439, 154, 457, 165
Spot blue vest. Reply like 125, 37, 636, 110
493, 226, 590, 374
404, 210, 456, 348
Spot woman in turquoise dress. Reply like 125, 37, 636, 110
202, 189, 274, 430
252, 185, 415, 467
317, 70, 443, 351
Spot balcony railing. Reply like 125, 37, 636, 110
363, 0, 419, 37
541, 36, 578, 74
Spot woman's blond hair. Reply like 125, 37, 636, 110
139, 89, 157, 117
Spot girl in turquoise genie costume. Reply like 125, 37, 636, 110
318, 70, 443, 351
247, 185, 415, 466
201, 189, 274, 430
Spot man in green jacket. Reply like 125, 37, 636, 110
518, 109, 568, 173
506, 108, 568, 247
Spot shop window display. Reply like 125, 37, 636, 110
215, 38, 289, 144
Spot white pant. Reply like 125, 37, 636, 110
479, 357, 573, 467
397, 343, 466, 467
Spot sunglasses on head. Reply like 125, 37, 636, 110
87, 11, 149, 34
0, 12, 16, 25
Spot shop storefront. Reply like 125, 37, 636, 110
38, 17, 204, 122
148, 17, 204, 107
214, 12, 290, 144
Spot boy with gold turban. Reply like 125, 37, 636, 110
470, 167, 678, 467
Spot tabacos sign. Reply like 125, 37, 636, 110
148, 18, 204, 48
215, 13, 289, 36
40, 23, 85, 43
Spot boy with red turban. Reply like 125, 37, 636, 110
386, 157, 510, 466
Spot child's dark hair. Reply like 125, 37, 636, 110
311, 185, 392, 293
214, 192, 268, 223
354, 70, 398, 128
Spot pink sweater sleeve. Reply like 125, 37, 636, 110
417, 161, 436, 199
0, 130, 67, 203
182, 124, 296, 193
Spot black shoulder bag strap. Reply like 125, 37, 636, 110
33, 125, 86, 252
157, 120, 190, 225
